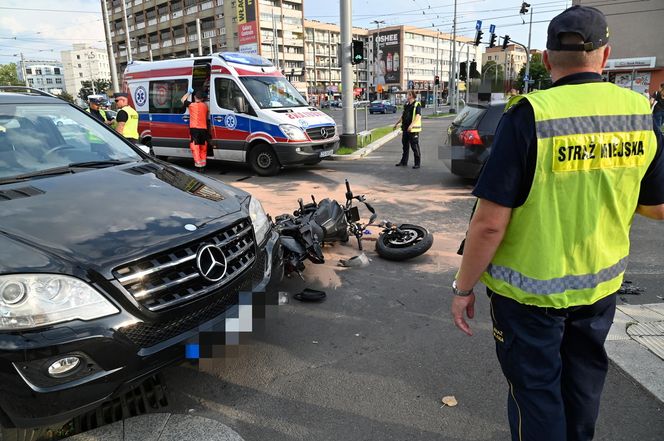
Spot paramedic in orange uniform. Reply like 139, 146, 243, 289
181, 88, 210, 172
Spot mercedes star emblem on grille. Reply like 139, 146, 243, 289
196, 244, 228, 282
320, 127, 328, 138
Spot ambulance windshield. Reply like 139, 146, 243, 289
240, 76, 308, 109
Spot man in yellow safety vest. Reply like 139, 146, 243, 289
113, 92, 139, 144
450, 6, 664, 441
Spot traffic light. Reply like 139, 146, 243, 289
459, 62, 467, 81
474, 29, 483, 46
434, 75, 440, 85
351, 40, 364, 65
470, 61, 477, 78
489, 33, 497, 48
520, 2, 530, 14
502, 35, 510, 50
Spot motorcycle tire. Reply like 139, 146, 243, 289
375, 224, 433, 261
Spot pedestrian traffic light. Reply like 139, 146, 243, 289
520, 2, 530, 14
474, 29, 483, 46
470, 61, 477, 78
459, 62, 467, 81
434, 75, 440, 85
351, 40, 364, 65
489, 33, 497, 48
502, 35, 510, 50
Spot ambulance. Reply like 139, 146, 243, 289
123, 52, 339, 175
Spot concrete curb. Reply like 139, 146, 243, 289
329, 129, 401, 161
606, 303, 664, 402
63, 413, 245, 441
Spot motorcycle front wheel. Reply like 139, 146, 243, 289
375, 224, 433, 261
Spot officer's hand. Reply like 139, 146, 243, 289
451, 293, 475, 336
187, 87, 194, 94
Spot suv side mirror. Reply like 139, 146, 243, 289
234, 96, 248, 114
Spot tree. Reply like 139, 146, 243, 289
516, 53, 551, 91
0, 63, 23, 86
481, 61, 505, 92
58, 91, 76, 103
78, 79, 112, 101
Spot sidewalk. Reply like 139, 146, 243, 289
606, 302, 664, 402
64, 413, 245, 441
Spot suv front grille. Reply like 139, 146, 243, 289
118, 251, 266, 349
113, 218, 256, 312
307, 125, 335, 141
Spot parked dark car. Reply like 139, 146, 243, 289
0, 87, 282, 434
441, 102, 505, 179
369, 100, 397, 114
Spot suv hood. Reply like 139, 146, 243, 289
0, 162, 248, 277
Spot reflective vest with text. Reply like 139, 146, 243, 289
120, 105, 139, 140
481, 82, 657, 308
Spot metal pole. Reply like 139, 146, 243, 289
435, 31, 439, 113
524, 6, 533, 93
465, 44, 469, 105
196, 18, 203, 56
101, 0, 119, 92
449, 0, 458, 113
272, 13, 279, 69
364, 105, 368, 131
19, 52, 28, 87
120, 0, 132, 63
340, 0, 356, 147
89, 53, 96, 94
148, 48, 153, 62
209, 37, 213, 54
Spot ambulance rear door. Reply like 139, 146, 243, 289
147, 76, 190, 157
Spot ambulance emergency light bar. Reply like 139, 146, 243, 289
219, 52, 273, 67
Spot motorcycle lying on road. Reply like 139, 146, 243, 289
273, 180, 433, 276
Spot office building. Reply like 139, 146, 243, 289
61, 44, 112, 96
16, 60, 65, 94
574, 0, 664, 94
482, 44, 542, 82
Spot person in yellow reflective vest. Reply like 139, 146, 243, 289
450, 6, 664, 441
86, 97, 113, 126
113, 92, 139, 144
393, 90, 422, 169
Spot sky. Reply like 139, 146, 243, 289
0, 0, 574, 66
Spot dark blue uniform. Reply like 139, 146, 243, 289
473, 73, 664, 441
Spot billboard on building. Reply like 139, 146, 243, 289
374, 29, 401, 86
236, 0, 258, 54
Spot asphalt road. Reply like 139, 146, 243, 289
323, 105, 441, 132
160, 119, 664, 441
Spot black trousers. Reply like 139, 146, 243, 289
489, 290, 617, 441
399, 131, 421, 165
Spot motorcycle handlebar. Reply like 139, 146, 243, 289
364, 201, 376, 214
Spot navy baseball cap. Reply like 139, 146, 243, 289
112, 92, 128, 99
546, 5, 609, 51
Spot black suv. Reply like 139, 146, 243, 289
441, 102, 505, 179
0, 88, 282, 430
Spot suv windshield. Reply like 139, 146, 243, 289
0, 103, 141, 180
452, 105, 485, 129
240, 76, 308, 109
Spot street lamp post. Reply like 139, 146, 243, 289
371, 20, 384, 100
521, 2, 533, 93
449, 0, 458, 113
120, 0, 133, 63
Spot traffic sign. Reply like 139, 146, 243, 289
489, 24, 496, 33
524, 74, 529, 81
475, 20, 482, 30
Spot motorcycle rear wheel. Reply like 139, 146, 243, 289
375, 224, 433, 261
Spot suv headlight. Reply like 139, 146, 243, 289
0, 275, 119, 331
280, 124, 308, 141
249, 197, 270, 245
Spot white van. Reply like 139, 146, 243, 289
123, 52, 339, 175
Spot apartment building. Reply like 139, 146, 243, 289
303, 20, 369, 99
106, 0, 306, 89
573, 0, 663, 94
61, 44, 112, 96
482, 44, 542, 81
16, 60, 65, 94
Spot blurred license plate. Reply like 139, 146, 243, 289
320, 150, 333, 158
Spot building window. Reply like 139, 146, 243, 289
46, 78, 53, 84
79, 72, 83, 77
35, 68, 42, 75
54, 67, 61, 74
28, 78, 33, 85
56, 78, 62, 84
25, 68, 32, 74
78, 64, 82, 68
76, 55, 80, 59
